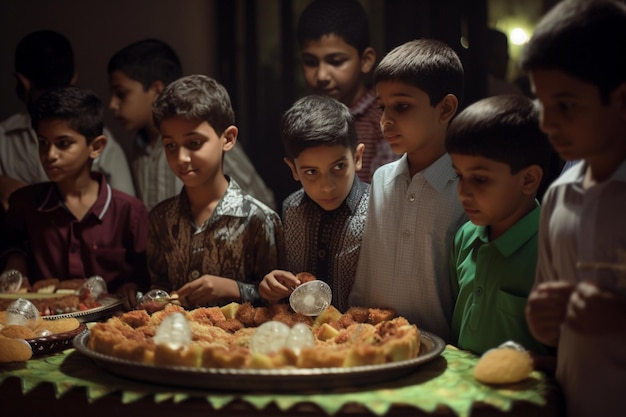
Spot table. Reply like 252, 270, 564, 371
1, 343, 565, 417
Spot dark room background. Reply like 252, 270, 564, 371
0, 0, 555, 206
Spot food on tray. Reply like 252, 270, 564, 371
0, 311, 81, 363
0, 277, 104, 316
474, 341, 533, 384
88, 302, 420, 369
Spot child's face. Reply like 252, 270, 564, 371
376, 80, 448, 156
530, 68, 624, 162
109, 70, 159, 132
285, 143, 364, 211
160, 117, 235, 189
36, 119, 101, 183
300, 34, 373, 108
451, 153, 537, 239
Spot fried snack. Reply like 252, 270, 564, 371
0, 335, 32, 362
89, 303, 421, 370
0, 325, 37, 339
32, 278, 60, 293
33, 317, 80, 335
296, 272, 316, 283
474, 347, 533, 384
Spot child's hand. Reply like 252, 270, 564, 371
116, 282, 139, 309
566, 281, 626, 335
176, 274, 240, 306
259, 270, 300, 302
526, 281, 575, 347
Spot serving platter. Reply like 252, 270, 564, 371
27, 322, 87, 356
73, 329, 445, 392
0, 293, 124, 322
47, 295, 124, 322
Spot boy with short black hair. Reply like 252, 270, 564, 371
108, 38, 276, 210
1, 86, 149, 303
297, 0, 396, 182
0, 30, 135, 210
349, 39, 467, 341
446, 94, 553, 356
259, 95, 368, 311
148, 75, 284, 306
522, 1, 626, 415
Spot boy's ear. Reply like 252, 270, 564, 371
15, 72, 30, 93
89, 135, 107, 160
354, 143, 365, 172
150, 80, 166, 95
438, 94, 459, 124
521, 164, 543, 196
221, 125, 237, 152
360, 47, 376, 74
283, 157, 300, 181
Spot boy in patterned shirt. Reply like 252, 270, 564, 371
259, 95, 368, 311
148, 75, 285, 306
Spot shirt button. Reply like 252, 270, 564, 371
409, 194, 415, 202
190, 270, 200, 279
476, 286, 483, 297
403, 230, 411, 238
317, 249, 327, 260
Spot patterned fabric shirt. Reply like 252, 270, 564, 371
147, 178, 286, 305
0, 112, 136, 196
349, 153, 467, 341
535, 160, 626, 417
282, 177, 370, 311
350, 88, 398, 182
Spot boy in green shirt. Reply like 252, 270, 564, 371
447, 94, 556, 356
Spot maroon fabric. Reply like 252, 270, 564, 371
2, 173, 149, 292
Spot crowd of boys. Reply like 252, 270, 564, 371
0, 0, 624, 415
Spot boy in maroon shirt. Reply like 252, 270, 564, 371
1, 86, 149, 305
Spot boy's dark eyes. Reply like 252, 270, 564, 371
333, 162, 347, 171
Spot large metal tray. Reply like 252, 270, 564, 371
73, 329, 445, 392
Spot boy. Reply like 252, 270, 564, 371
259, 95, 368, 311
348, 39, 467, 342
446, 95, 552, 356
0, 30, 135, 210
148, 75, 285, 306
1, 86, 150, 303
108, 38, 276, 210
297, 0, 396, 182
522, 1, 626, 415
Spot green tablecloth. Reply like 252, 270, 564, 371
0, 345, 556, 417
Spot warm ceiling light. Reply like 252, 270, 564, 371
510, 28, 529, 45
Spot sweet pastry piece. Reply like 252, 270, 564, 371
88, 302, 419, 370
0, 315, 80, 363
296, 272, 316, 283
0, 336, 32, 362
474, 343, 534, 384
32, 278, 61, 293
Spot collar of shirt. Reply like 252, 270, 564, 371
176, 176, 247, 232
388, 153, 456, 193
464, 200, 540, 257
36, 172, 112, 221
301, 175, 368, 214
553, 158, 626, 189
350, 88, 377, 117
